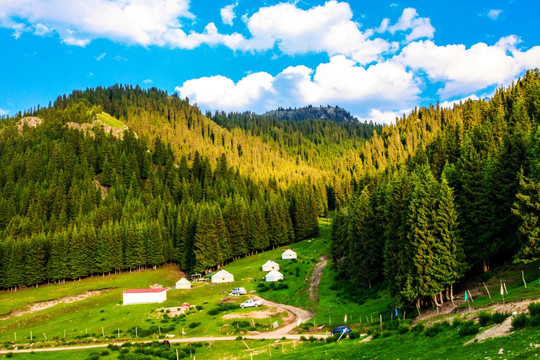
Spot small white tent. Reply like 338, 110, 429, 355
262, 260, 280, 272
211, 269, 234, 283
175, 278, 191, 289
265, 270, 284, 282
281, 249, 297, 260
123, 288, 169, 305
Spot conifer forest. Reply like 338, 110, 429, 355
0, 70, 539, 311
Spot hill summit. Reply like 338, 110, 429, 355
263, 105, 357, 123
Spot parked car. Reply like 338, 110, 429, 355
331, 326, 351, 335
230, 287, 247, 295
240, 299, 263, 308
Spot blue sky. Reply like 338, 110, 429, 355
0, 0, 539, 123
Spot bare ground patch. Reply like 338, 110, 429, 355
222, 308, 282, 320
0, 289, 112, 321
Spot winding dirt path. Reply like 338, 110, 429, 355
250, 296, 315, 338
309, 255, 328, 307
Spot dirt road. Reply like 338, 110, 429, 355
250, 296, 315, 337
309, 255, 327, 307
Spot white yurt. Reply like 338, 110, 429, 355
261, 260, 280, 272
265, 270, 284, 282
211, 269, 234, 283
281, 249, 297, 260
123, 288, 169, 305
175, 278, 191, 289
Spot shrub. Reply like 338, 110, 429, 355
478, 312, 492, 327
511, 313, 529, 330
528, 302, 540, 317
107, 344, 119, 351
349, 330, 360, 339
492, 312, 509, 324
529, 314, 540, 327
371, 331, 380, 339
411, 323, 424, 333
100, 350, 109, 356
458, 320, 479, 337
85, 354, 99, 360
5, 353, 13, 358
196, 305, 203, 311
424, 324, 444, 337
188, 322, 201, 329
398, 324, 410, 334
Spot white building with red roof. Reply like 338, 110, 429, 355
122, 288, 170, 305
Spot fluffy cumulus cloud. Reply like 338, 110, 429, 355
358, 108, 412, 125
176, 55, 419, 116
0, 0, 194, 46
0, 108, 8, 116
398, 36, 540, 97
379, 7, 435, 42
220, 2, 237, 26
233, 1, 389, 64
0, 0, 390, 63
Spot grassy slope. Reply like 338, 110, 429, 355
96, 112, 125, 129
258, 326, 540, 360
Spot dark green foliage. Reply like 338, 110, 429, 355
528, 302, 540, 316
457, 320, 479, 337
424, 322, 448, 337
478, 312, 492, 327
511, 314, 529, 330
492, 312, 509, 324
187, 322, 200, 329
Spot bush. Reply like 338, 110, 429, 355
371, 331, 380, 339
411, 323, 424, 333
458, 320, 479, 337
424, 323, 444, 337
397, 324, 410, 334
108, 344, 120, 351
512, 313, 529, 330
492, 312, 509, 324
196, 305, 203, 311
478, 312, 492, 327
349, 330, 360, 339
528, 302, 540, 317
100, 350, 109, 356
5, 353, 13, 358
188, 322, 201, 329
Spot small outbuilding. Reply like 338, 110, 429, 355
281, 249, 297, 260
123, 288, 169, 305
262, 260, 280, 272
211, 269, 234, 283
175, 278, 191, 289
265, 270, 284, 282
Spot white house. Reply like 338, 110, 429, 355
175, 278, 191, 289
265, 270, 284, 282
211, 269, 234, 283
281, 249, 297, 260
262, 260, 280, 272
122, 288, 169, 305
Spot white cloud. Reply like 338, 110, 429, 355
143, 79, 153, 84
398, 37, 528, 97
358, 108, 412, 125
220, 2, 237, 26
176, 72, 274, 111
487, 9, 502, 20
439, 94, 480, 109
95, 52, 106, 61
0, 108, 9, 116
175, 56, 419, 114
0, 0, 390, 62
381, 7, 434, 42
0, 0, 193, 46
233, 1, 390, 64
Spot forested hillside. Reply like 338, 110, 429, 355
332, 69, 540, 310
263, 105, 360, 123
0, 91, 320, 290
